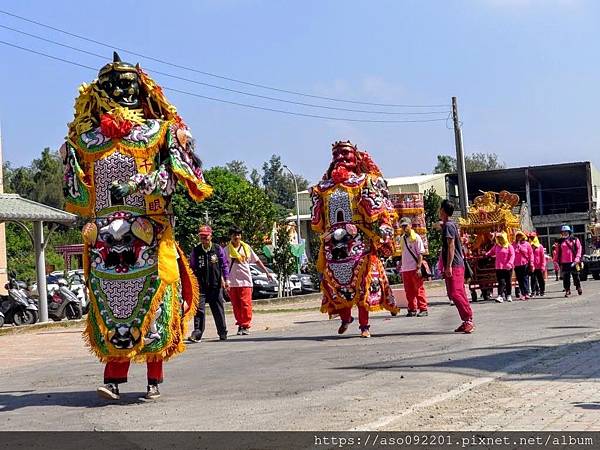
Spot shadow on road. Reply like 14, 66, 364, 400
0, 390, 146, 412
573, 402, 600, 410
226, 330, 451, 343
333, 338, 600, 382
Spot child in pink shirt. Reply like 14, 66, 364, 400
486, 232, 515, 303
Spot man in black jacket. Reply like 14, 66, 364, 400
188, 225, 230, 342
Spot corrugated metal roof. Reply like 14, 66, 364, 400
0, 194, 77, 224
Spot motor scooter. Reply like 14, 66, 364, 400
47, 279, 82, 321
0, 276, 39, 326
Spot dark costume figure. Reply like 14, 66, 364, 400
62, 53, 212, 400
310, 141, 399, 338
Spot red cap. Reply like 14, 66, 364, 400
199, 225, 212, 236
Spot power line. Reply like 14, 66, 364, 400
0, 9, 449, 109
0, 24, 450, 116
0, 40, 449, 124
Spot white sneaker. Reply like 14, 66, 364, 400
495, 296, 504, 303
506, 296, 513, 302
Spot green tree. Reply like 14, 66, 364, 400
424, 187, 443, 268
172, 167, 278, 254
4, 148, 64, 208
433, 155, 456, 174
225, 160, 249, 180
6, 223, 81, 282
272, 222, 296, 297
4, 148, 79, 281
249, 168, 261, 188
465, 152, 505, 172
261, 155, 309, 213
4, 164, 35, 198
433, 152, 506, 174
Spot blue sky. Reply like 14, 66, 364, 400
0, 0, 598, 183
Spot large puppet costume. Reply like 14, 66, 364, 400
61, 53, 212, 400
310, 141, 399, 337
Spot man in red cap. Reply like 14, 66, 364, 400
188, 225, 230, 342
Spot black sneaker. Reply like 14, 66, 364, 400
187, 333, 202, 343
406, 311, 417, 317
417, 310, 429, 317
145, 384, 161, 400
97, 383, 120, 400
577, 288, 583, 296
219, 333, 228, 341
237, 326, 243, 335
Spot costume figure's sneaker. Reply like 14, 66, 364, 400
462, 322, 475, 333
338, 323, 349, 334
455, 321, 474, 333
145, 384, 160, 400
360, 330, 371, 338
495, 296, 504, 303
97, 383, 120, 400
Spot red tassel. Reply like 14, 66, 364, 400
100, 113, 133, 139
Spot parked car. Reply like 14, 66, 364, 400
249, 265, 279, 299
299, 274, 319, 293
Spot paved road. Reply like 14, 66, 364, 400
1, 279, 599, 431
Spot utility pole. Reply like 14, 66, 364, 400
283, 164, 302, 275
452, 96, 469, 218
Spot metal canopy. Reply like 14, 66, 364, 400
0, 194, 77, 323
0, 194, 76, 223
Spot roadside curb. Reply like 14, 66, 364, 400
0, 318, 85, 336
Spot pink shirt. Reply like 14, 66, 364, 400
398, 234, 425, 273
531, 245, 547, 270
486, 244, 515, 270
554, 238, 582, 264
224, 245, 260, 288
513, 241, 533, 267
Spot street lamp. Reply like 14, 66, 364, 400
283, 164, 302, 274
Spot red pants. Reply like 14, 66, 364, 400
104, 359, 163, 385
444, 266, 473, 323
402, 270, 428, 312
338, 305, 369, 331
229, 287, 253, 328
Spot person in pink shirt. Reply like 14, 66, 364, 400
485, 232, 515, 303
529, 232, 547, 297
512, 231, 534, 300
224, 226, 273, 335
553, 225, 583, 297
397, 217, 429, 317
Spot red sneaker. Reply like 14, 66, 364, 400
454, 323, 466, 333
462, 322, 475, 333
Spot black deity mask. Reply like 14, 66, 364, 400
98, 52, 141, 109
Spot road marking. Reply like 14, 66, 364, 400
349, 329, 600, 431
